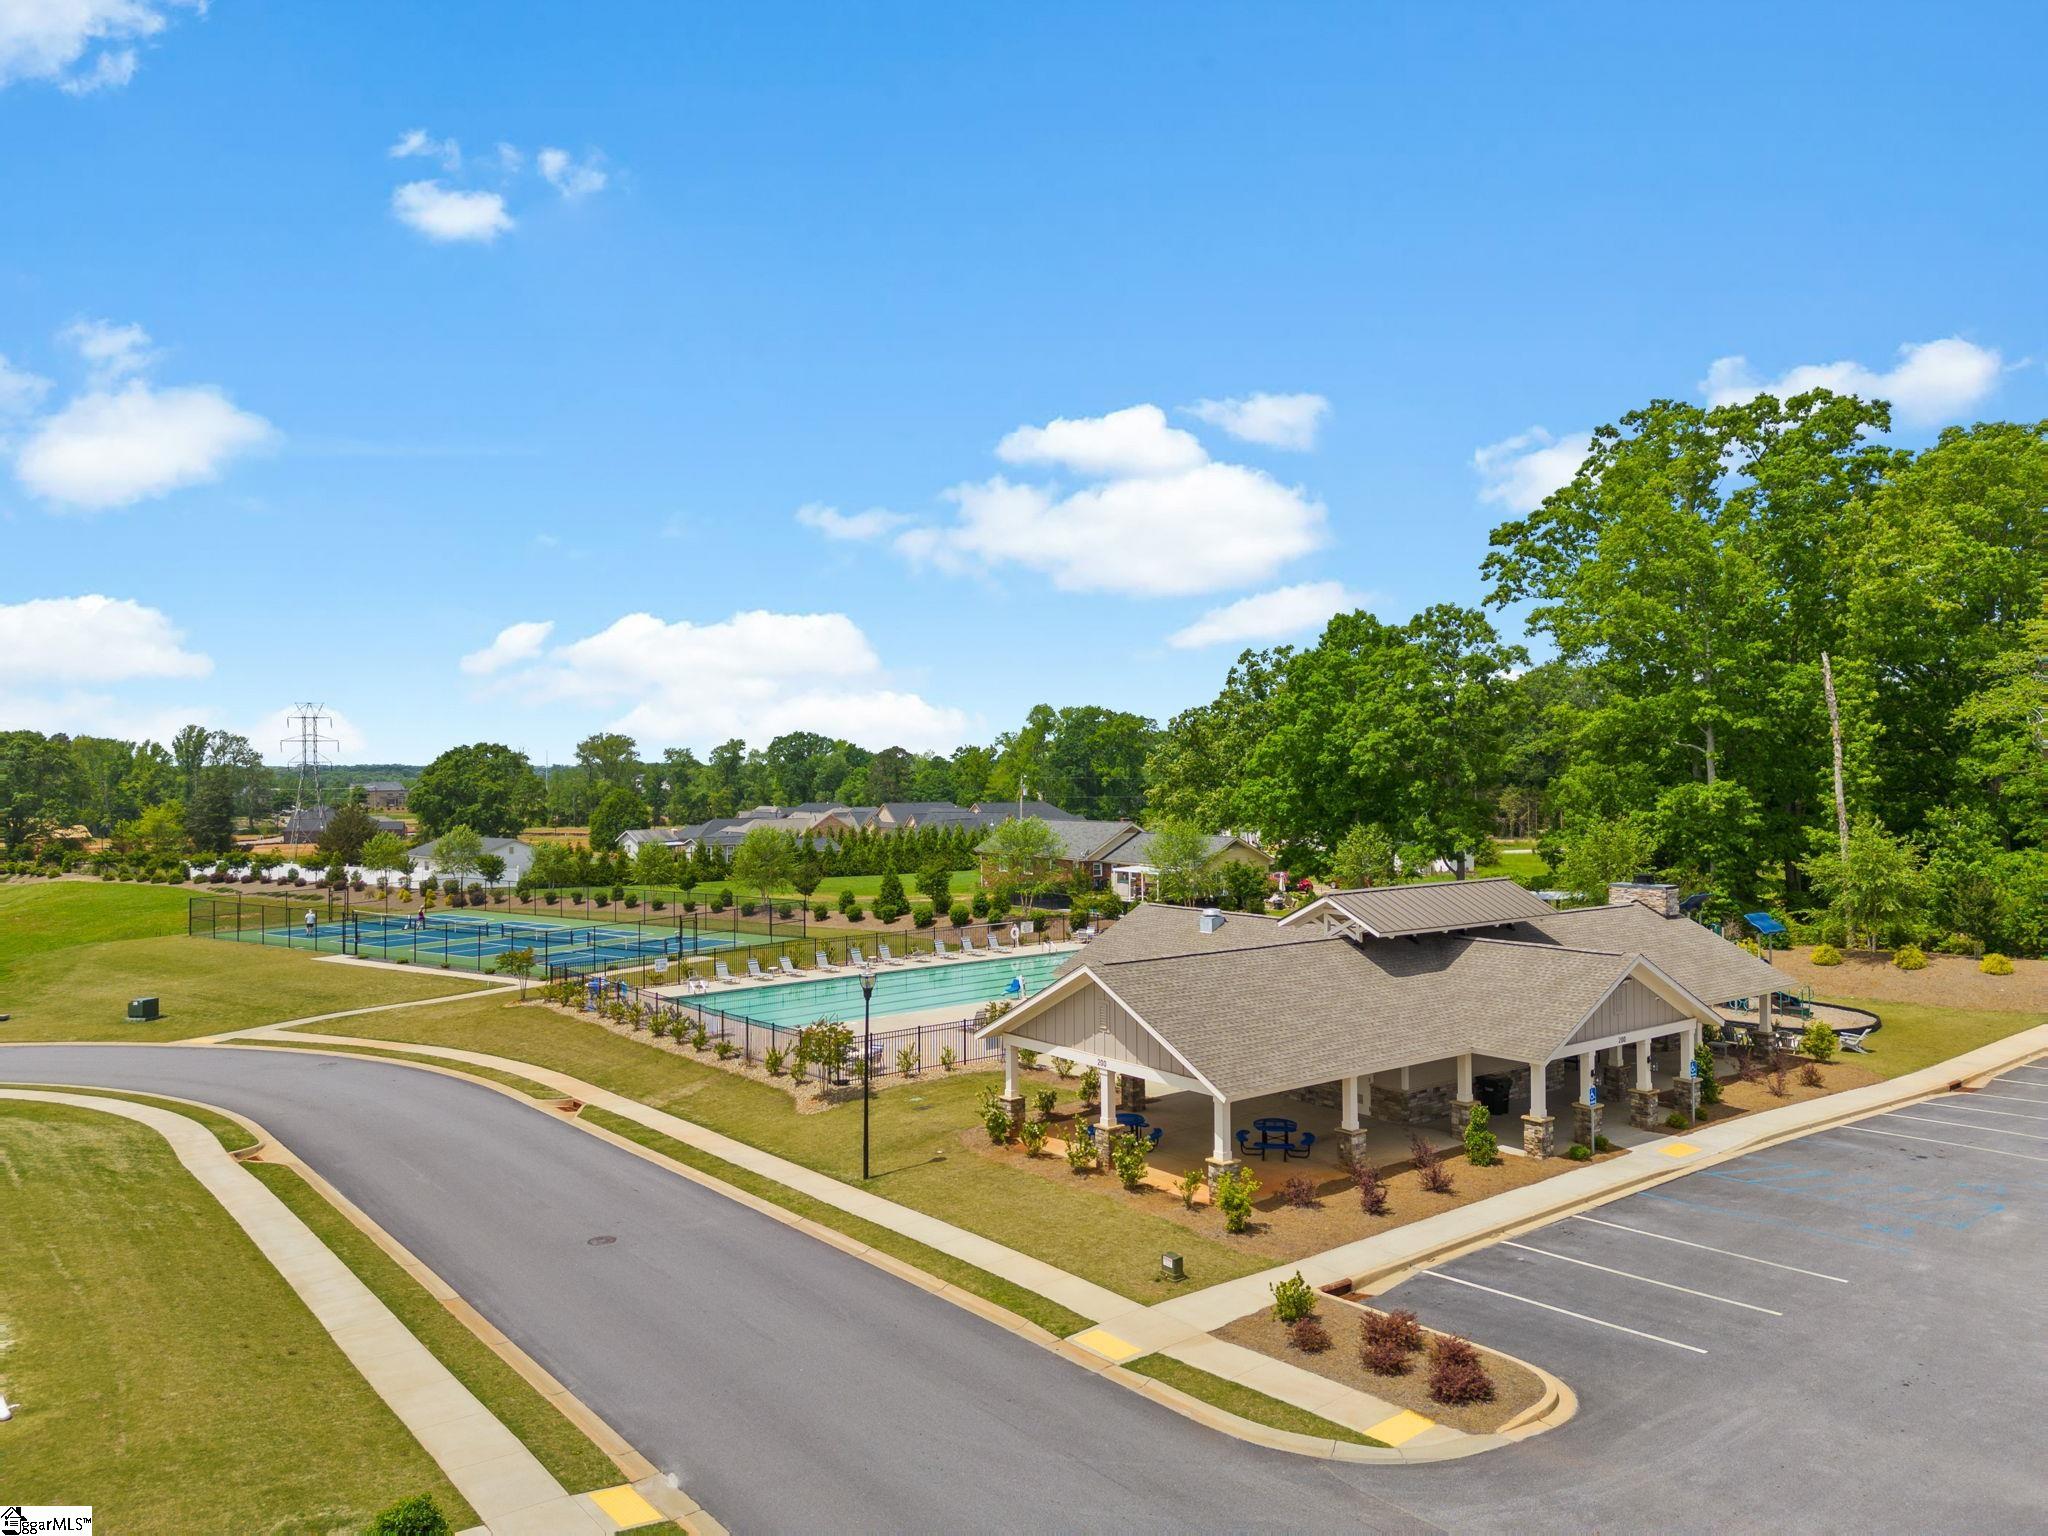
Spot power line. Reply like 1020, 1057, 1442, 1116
281, 702, 338, 820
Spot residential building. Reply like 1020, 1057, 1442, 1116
978, 818, 1270, 893
280, 805, 404, 844
403, 834, 537, 885
358, 780, 407, 810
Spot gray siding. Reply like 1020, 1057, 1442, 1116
1565, 976, 1688, 1047
1010, 981, 1190, 1077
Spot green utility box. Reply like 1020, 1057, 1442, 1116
127, 996, 160, 1022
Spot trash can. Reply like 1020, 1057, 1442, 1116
127, 996, 160, 1022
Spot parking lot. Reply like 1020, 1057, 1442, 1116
1368, 1061, 2048, 1529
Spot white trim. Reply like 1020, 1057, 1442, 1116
1002, 1035, 1209, 1096
980, 963, 1223, 1101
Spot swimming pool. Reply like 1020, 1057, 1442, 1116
711, 950, 1070, 1028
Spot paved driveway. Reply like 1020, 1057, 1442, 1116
6, 1044, 2045, 1532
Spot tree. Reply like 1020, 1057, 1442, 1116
730, 826, 796, 901
359, 831, 412, 875
1649, 779, 1764, 907
588, 786, 650, 851
434, 825, 486, 890
633, 839, 678, 887
915, 860, 953, 910
317, 802, 379, 866
1550, 814, 1658, 899
980, 816, 1062, 900
575, 732, 642, 793
1953, 581, 2048, 845
1145, 818, 1215, 904
1799, 818, 1924, 950
411, 744, 545, 838
120, 802, 189, 860
475, 852, 507, 885
1330, 824, 1400, 888
171, 722, 210, 804
867, 746, 916, 804
1220, 858, 1268, 911
182, 775, 236, 854
0, 731, 83, 852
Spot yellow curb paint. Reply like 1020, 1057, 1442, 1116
1363, 1409, 1436, 1447
1660, 1142, 1702, 1157
1071, 1327, 1144, 1363
590, 1484, 666, 1529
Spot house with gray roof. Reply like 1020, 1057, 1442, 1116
977, 817, 1269, 892
976, 878, 1785, 1179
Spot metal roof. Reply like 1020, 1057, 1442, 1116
1282, 876, 1558, 937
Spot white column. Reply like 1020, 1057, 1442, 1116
1099, 1069, 1117, 1134
1527, 1061, 1547, 1118
1680, 1024, 1696, 1067
1002, 1040, 1018, 1099
1635, 1037, 1654, 1091
1212, 1095, 1233, 1162
1578, 1050, 1597, 1104
1399, 1064, 1412, 1090
1340, 1075, 1360, 1133
1455, 1053, 1474, 1101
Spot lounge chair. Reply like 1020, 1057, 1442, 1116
988, 931, 1010, 953
848, 945, 867, 968
778, 955, 799, 977
931, 938, 950, 958
958, 934, 979, 954
815, 949, 838, 970
1837, 1026, 1874, 1053
877, 943, 899, 965
713, 960, 738, 984
746, 956, 766, 980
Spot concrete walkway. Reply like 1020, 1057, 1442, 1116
0, 1088, 617, 1535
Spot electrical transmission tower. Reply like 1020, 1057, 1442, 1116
281, 703, 338, 816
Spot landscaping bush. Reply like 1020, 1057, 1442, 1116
1064, 1127, 1096, 1172
711, 888, 730, 911
1411, 1131, 1456, 1194
1426, 1335, 1495, 1405
971, 891, 991, 919
838, 888, 858, 914
740, 901, 759, 917
1016, 1047, 1038, 1069
1281, 1174, 1320, 1209
1019, 1119, 1048, 1156
1800, 1062, 1824, 1088
1052, 1056, 1075, 1079
764, 1045, 786, 1076
846, 906, 865, 922
1216, 1166, 1260, 1233
1892, 944, 1928, 971
1109, 1128, 1149, 1189
1352, 1163, 1390, 1217
1981, 952, 2015, 975
813, 901, 831, 920
912, 903, 935, 928
1768, 1064, 1790, 1097
983, 1103, 1012, 1144
1179, 1167, 1205, 1210
949, 901, 973, 926
1269, 1271, 1317, 1324
1800, 1021, 1839, 1062
1565, 1142, 1592, 1161
1665, 1110, 1690, 1129
1360, 1334, 1413, 1376
365, 1494, 451, 1536
1289, 1317, 1332, 1354
939, 1044, 957, 1072
1079, 1066, 1099, 1105
896, 1044, 918, 1077
1030, 1085, 1057, 1121
1810, 942, 1843, 966
1462, 1103, 1499, 1167
1695, 1040, 1722, 1105
713, 1039, 736, 1060
1362, 1308, 1425, 1353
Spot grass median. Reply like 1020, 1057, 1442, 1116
1123, 1354, 1387, 1448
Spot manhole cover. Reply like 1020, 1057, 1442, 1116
586, 1235, 617, 1246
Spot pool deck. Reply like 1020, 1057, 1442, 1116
641, 941, 1080, 1023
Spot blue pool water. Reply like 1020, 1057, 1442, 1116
709, 950, 1069, 1027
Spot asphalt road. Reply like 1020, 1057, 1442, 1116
7, 1044, 2045, 1533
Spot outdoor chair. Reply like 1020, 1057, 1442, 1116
814, 949, 837, 970
1146, 1126, 1163, 1149
1234, 1128, 1254, 1158
1285, 1132, 1317, 1161
932, 938, 951, 958
959, 934, 980, 953
746, 956, 766, 979
778, 956, 799, 976
877, 943, 899, 964
1837, 1026, 1874, 1053
713, 960, 737, 984
988, 931, 1011, 952
849, 945, 867, 967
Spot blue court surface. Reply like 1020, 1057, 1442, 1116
334, 912, 734, 969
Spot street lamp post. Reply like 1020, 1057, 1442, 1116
860, 965, 877, 1180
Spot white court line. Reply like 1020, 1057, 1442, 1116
1840, 1124, 2048, 1164
1928, 1098, 2048, 1124
1500, 1241, 1782, 1314
1569, 1215, 1849, 1282
1890, 1112, 2048, 1144
1416, 1270, 1708, 1353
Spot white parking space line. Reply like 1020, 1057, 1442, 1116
1889, 1112, 2048, 1144
1840, 1124, 2048, 1164
1977, 1089, 2048, 1106
1416, 1270, 1708, 1353
1569, 1215, 1850, 1283
1499, 1241, 1783, 1314
1929, 1098, 2048, 1124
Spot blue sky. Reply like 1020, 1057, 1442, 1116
3, 2, 2043, 766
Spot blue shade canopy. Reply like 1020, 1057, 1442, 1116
1744, 912, 1788, 936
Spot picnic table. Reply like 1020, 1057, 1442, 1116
1115, 1111, 1148, 1129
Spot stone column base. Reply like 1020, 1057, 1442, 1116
1374, 1085, 1411, 1124
1570, 1100, 1602, 1149
1339, 1127, 1372, 1173
1627, 1087, 1662, 1130
1204, 1156, 1243, 1198
1451, 1098, 1477, 1135
1118, 1076, 1148, 1112
1522, 1114, 1555, 1159
1096, 1125, 1119, 1171
1665, 1077, 1700, 1124
997, 1094, 1026, 1130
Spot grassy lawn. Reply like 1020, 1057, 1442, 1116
302, 996, 1271, 1303
248, 1161, 622, 1495
1813, 995, 2046, 1078
0, 1083, 258, 1151
1123, 1354, 1387, 1447
0, 882, 487, 1042
625, 869, 984, 905
0, 1100, 474, 1530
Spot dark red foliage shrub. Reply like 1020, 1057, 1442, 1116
1420, 1159, 1457, 1194
1281, 1175, 1320, 1208
1800, 1062, 1824, 1088
1361, 1307, 1424, 1352
1289, 1317, 1332, 1353
1353, 1164, 1390, 1216
1408, 1132, 1440, 1171
1426, 1335, 1495, 1405
1359, 1334, 1411, 1376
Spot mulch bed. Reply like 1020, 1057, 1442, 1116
1776, 946, 2048, 1011
1216, 1304, 1547, 1435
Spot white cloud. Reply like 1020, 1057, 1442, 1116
1166, 581, 1363, 649
0, 594, 210, 681
1182, 392, 1329, 450
794, 501, 907, 542
537, 146, 606, 199
16, 380, 274, 509
1700, 337, 2003, 428
459, 619, 555, 676
1472, 427, 1592, 514
0, 0, 198, 93
0, 687, 212, 744
996, 403, 1206, 478
61, 316, 154, 384
391, 180, 513, 243
0, 353, 52, 416
478, 609, 970, 752
494, 141, 524, 174
389, 127, 462, 172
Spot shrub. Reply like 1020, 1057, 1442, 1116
1695, 1040, 1722, 1105
1768, 1065, 1790, 1097
1593, 1133, 1613, 1153
1064, 1127, 1096, 1172
688, 1023, 710, 1051
1289, 1317, 1332, 1354
1281, 1174, 1320, 1209
1352, 1163, 1390, 1217
1981, 952, 2015, 975
1800, 1021, 1839, 1063
1079, 1066, 1100, 1104
740, 901, 759, 917
813, 901, 831, 920
1216, 1166, 1260, 1233
1800, 1062, 1824, 1088
912, 903, 935, 928
1665, 1110, 1690, 1129
1269, 1271, 1317, 1324
1362, 1308, 1425, 1353
949, 901, 973, 926
1462, 1103, 1499, 1167
1109, 1128, 1149, 1189
939, 1045, 957, 1072
1019, 1119, 1048, 1156
1360, 1335, 1413, 1376
895, 1043, 918, 1077
971, 891, 990, 919
649, 1016, 670, 1040
1412, 1132, 1455, 1193
1426, 1335, 1496, 1405
1031, 1085, 1057, 1121
1565, 1142, 1592, 1160
649, 897, 665, 912
982, 1103, 1012, 1144
1810, 942, 1843, 966
713, 1039, 736, 1060
1179, 1167, 1204, 1210
1017, 1047, 1039, 1070
838, 888, 857, 914
1892, 944, 1928, 971
365, 1494, 452, 1536
1053, 1056, 1075, 1079
764, 1045, 786, 1076
846, 906, 866, 923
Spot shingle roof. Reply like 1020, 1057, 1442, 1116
1112, 829, 1263, 867
1285, 877, 1557, 937
1498, 902, 1785, 1007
